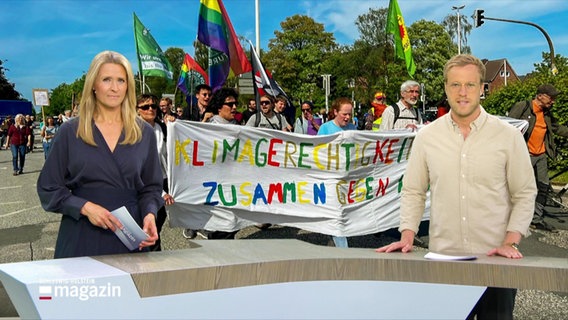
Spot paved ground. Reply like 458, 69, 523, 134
0, 143, 567, 318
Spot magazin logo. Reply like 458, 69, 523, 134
38, 279, 121, 301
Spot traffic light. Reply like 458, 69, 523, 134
329, 75, 337, 96
474, 9, 485, 28
316, 76, 324, 89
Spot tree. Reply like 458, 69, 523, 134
47, 74, 85, 118
441, 13, 472, 54
263, 15, 337, 103
407, 19, 457, 104
0, 59, 22, 100
355, 8, 389, 48
350, 8, 393, 104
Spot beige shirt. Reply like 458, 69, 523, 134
399, 107, 536, 254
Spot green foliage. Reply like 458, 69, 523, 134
483, 52, 568, 171
408, 20, 456, 104
46, 75, 85, 119
440, 12, 472, 54
264, 15, 336, 104
355, 8, 389, 48
0, 59, 22, 100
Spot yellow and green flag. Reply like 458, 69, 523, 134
387, 0, 416, 77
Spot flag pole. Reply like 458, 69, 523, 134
255, 0, 260, 54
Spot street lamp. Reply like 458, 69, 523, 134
452, 5, 465, 55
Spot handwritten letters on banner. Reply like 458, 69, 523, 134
166, 118, 526, 237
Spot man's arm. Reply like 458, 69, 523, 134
376, 133, 429, 253
549, 113, 568, 137
507, 101, 528, 119
486, 231, 523, 259
487, 129, 537, 259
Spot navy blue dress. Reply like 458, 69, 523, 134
37, 117, 164, 258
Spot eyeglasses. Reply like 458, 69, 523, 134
447, 82, 479, 92
199, 92, 211, 97
223, 102, 238, 108
541, 94, 555, 101
301, 108, 311, 112
260, 100, 272, 106
176, 110, 183, 113
137, 104, 158, 110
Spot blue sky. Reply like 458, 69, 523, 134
1, 0, 567, 104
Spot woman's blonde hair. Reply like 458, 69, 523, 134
77, 50, 142, 146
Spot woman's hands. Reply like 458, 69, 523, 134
139, 213, 159, 249
81, 202, 159, 250
80, 201, 123, 231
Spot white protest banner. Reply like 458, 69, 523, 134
165, 117, 526, 237
166, 121, 426, 237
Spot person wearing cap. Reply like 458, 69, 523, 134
509, 84, 568, 232
366, 92, 388, 131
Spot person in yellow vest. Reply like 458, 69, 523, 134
365, 92, 388, 131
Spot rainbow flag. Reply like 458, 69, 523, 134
387, 0, 416, 77
177, 53, 209, 96
198, 0, 251, 90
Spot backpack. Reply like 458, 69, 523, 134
254, 112, 283, 130
392, 103, 422, 126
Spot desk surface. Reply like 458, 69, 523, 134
93, 239, 568, 297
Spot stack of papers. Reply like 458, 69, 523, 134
110, 206, 149, 251
424, 252, 477, 261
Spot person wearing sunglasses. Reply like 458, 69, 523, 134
293, 101, 321, 135
245, 94, 290, 131
181, 84, 213, 122
137, 94, 174, 251
184, 88, 241, 240
190, 88, 241, 240
207, 88, 239, 125
37, 51, 162, 258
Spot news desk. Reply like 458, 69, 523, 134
0, 239, 566, 319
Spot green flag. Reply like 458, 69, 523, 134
386, 0, 416, 77
133, 13, 173, 80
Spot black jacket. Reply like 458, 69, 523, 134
509, 100, 568, 159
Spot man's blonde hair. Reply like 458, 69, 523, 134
443, 54, 486, 84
